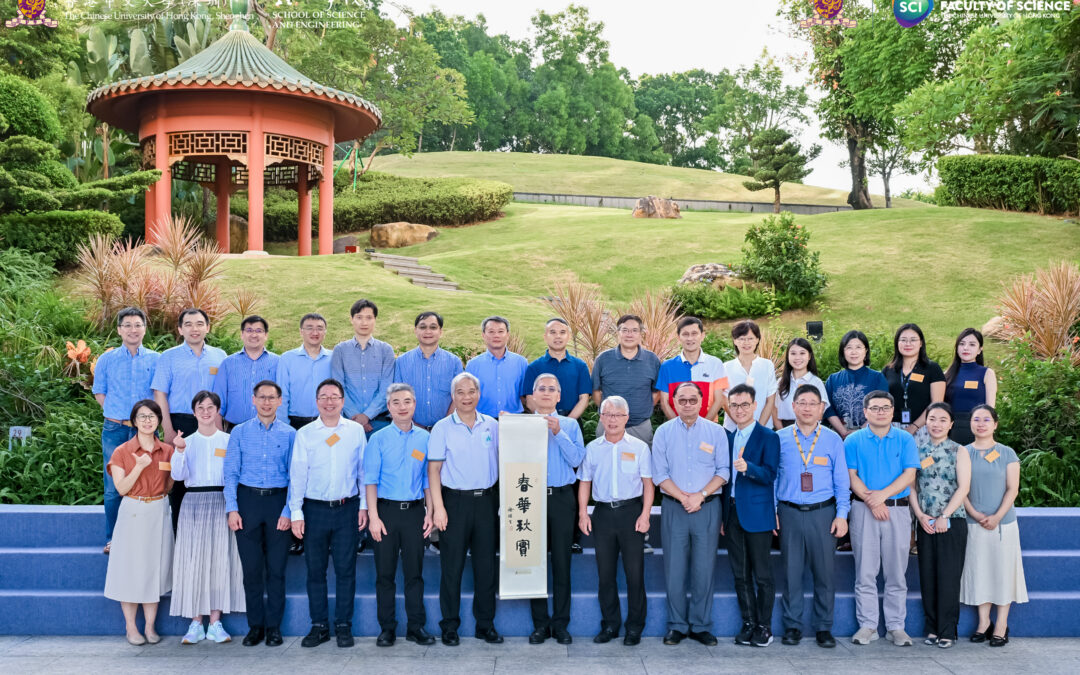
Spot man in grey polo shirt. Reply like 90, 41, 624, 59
592, 314, 661, 446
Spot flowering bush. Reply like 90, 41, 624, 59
738, 211, 827, 304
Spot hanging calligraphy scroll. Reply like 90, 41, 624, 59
498, 414, 549, 599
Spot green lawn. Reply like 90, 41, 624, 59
220, 202, 1080, 359
373, 151, 930, 209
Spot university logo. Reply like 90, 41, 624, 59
5, 0, 58, 27
800, 0, 857, 28
894, 0, 933, 27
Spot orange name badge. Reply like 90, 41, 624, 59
326, 433, 341, 447
209, 366, 218, 375
621, 451, 635, 462
964, 380, 979, 389
921, 456, 935, 469
813, 456, 829, 466
985, 449, 1000, 463
158, 461, 171, 471
699, 442, 714, 454
214, 447, 227, 458
909, 373, 925, 383
411, 449, 425, 461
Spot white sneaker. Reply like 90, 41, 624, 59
887, 629, 913, 646
851, 627, 879, 645
181, 620, 205, 645
206, 621, 232, 643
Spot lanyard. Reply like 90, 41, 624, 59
792, 424, 822, 469
900, 369, 913, 410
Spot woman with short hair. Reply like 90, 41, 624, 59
722, 320, 777, 432
823, 330, 888, 439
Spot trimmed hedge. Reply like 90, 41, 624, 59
937, 154, 1080, 215
0, 210, 124, 267
230, 171, 514, 242
0, 74, 62, 144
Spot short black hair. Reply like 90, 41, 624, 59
481, 316, 510, 332
253, 379, 281, 397
415, 311, 444, 328
677, 316, 704, 334
731, 320, 761, 342
793, 383, 822, 402
241, 315, 268, 332
116, 307, 148, 326
177, 307, 209, 327
862, 390, 894, 408
129, 399, 162, 427
350, 298, 378, 318
299, 313, 326, 328
316, 378, 345, 397
673, 381, 703, 398
728, 383, 756, 401
616, 314, 643, 328
839, 330, 872, 368
546, 317, 570, 328
191, 390, 221, 410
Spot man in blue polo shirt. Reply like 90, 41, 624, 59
845, 390, 918, 648
465, 316, 528, 418
213, 315, 280, 430
522, 318, 591, 418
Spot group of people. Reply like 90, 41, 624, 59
94, 300, 1027, 649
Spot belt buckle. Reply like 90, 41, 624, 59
472, 489, 483, 497
611, 499, 624, 509
546, 487, 553, 495
399, 501, 410, 510
333, 498, 346, 507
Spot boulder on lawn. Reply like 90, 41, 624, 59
370, 222, 439, 249
228, 215, 247, 254
632, 196, 681, 219
679, 263, 742, 289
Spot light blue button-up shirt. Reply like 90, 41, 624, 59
223, 417, 296, 516
652, 416, 730, 494
428, 411, 499, 490
776, 423, 851, 517
535, 412, 586, 487
151, 342, 227, 415
92, 344, 159, 420
212, 349, 280, 425
465, 349, 528, 417
331, 336, 395, 420
578, 434, 652, 502
393, 346, 463, 428
276, 345, 333, 420
364, 423, 430, 501
288, 416, 367, 520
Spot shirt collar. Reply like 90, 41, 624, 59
679, 416, 701, 431
450, 410, 488, 427
415, 345, 443, 360
678, 351, 701, 365
293, 345, 331, 359
352, 335, 376, 349
239, 348, 268, 361
543, 350, 568, 363
485, 349, 508, 362
617, 347, 642, 361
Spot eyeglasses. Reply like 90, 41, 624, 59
675, 398, 700, 406
135, 414, 157, 422
866, 405, 893, 413
794, 400, 821, 408
194, 405, 218, 413
898, 338, 921, 345
118, 323, 145, 330
729, 402, 754, 411
618, 327, 641, 334
600, 412, 628, 418
317, 394, 343, 402
255, 395, 280, 402
734, 336, 757, 343
301, 326, 326, 333
243, 328, 266, 335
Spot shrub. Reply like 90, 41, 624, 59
897, 188, 937, 205
936, 154, 1080, 215
0, 73, 62, 144
739, 211, 827, 303
0, 210, 123, 267
669, 282, 812, 321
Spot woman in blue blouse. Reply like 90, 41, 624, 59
944, 328, 998, 446
823, 330, 888, 439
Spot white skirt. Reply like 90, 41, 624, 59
960, 519, 1029, 606
104, 496, 173, 603
169, 490, 246, 617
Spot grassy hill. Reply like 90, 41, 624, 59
372, 151, 928, 209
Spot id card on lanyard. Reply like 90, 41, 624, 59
793, 425, 822, 492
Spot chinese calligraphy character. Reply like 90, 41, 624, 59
516, 539, 530, 557
515, 519, 532, 532
516, 496, 531, 513
517, 473, 533, 492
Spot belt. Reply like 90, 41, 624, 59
779, 496, 836, 512
378, 498, 424, 510
547, 484, 573, 495
443, 486, 494, 497
105, 417, 133, 427
239, 484, 287, 496
663, 493, 718, 504
305, 495, 359, 508
596, 497, 642, 510
185, 485, 224, 493
126, 494, 167, 503
852, 494, 909, 507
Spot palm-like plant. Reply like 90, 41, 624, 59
996, 261, 1080, 364
543, 280, 615, 368
624, 290, 683, 360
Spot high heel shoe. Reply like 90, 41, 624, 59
970, 622, 994, 643
989, 626, 1010, 647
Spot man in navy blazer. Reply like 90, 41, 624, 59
722, 383, 780, 647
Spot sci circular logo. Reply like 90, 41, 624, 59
894, 0, 933, 27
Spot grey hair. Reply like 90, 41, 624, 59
386, 382, 415, 398
600, 396, 629, 414
532, 372, 561, 393
450, 372, 481, 395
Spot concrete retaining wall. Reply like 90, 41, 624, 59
513, 192, 852, 216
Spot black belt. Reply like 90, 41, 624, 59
378, 498, 424, 510
547, 484, 573, 495
852, 494, 909, 507
779, 496, 836, 512
186, 485, 224, 493
595, 497, 642, 510
305, 495, 359, 508
443, 486, 494, 497
239, 484, 287, 496
663, 493, 718, 504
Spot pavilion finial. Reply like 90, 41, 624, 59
229, 0, 250, 32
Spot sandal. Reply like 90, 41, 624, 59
923, 634, 938, 645
937, 638, 954, 649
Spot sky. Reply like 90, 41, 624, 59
391, 0, 936, 197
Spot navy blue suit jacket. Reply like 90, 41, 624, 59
722, 422, 780, 533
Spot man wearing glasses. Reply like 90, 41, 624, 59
844, 391, 919, 647
592, 314, 661, 446
277, 313, 333, 430
93, 307, 160, 554
214, 315, 280, 431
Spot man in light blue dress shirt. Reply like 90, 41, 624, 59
393, 311, 463, 429
331, 298, 395, 437
277, 313, 333, 430
213, 315, 280, 429
465, 316, 528, 418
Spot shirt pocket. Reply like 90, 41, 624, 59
695, 448, 716, 465
620, 459, 637, 474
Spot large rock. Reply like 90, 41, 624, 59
370, 222, 439, 248
632, 196, 681, 219
228, 214, 247, 254
679, 263, 742, 289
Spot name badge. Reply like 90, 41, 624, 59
964, 380, 979, 389
158, 461, 171, 471
901, 410, 911, 424
621, 451, 635, 462
411, 448, 425, 461
921, 456, 935, 469
209, 367, 218, 375
909, 372, 925, 383
985, 449, 1000, 463
214, 447, 227, 458
326, 433, 340, 447
813, 456, 829, 466
699, 442, 714, 454
746, 376, 755, 387
800, 472, 813, 492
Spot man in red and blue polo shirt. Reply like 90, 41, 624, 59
656, 317, 729, 422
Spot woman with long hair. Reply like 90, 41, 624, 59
944, 329, 998, 445
882, 323, 946, 436
773, 337, 828, 429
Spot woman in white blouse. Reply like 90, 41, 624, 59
723, 320, 778, 432
772, 337, 828, 429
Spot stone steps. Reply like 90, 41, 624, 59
368, 252, 462, 291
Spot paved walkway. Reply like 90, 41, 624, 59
3, 634, 1079, 674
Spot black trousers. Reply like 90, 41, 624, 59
917, 517, 968, 640
303, 498, 360, 627
725, 501, 775, 626
289, 416, 318, 430
530, 486, 576, 632
779, 503, 837, 632
374, 500, 427, 632
593, 499, 646, 635
235, 486, 290, 629
438, 487, 498, 633
168, 413, 198, 532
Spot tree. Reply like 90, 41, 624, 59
742, 128, 820, 213
634, 69, 732, 169
866, 134, 918, 208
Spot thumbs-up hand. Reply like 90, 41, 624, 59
134, 452, 152, 470
733, 447, 747, 473
172, 430, 186, 451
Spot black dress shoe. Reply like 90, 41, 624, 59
816, 631, 836, 648
336, 627, 355, 648
594, 628, 618, 644
689, 630, 718, 646
734, 621, 754, 645
989, 627, 1010, 647
476, 627, 503, 644
376, 630, 396, 647
529, 626, 550, 644
242, 626, 265, 647
623, 632, 641, 646
970, 622, 994, 643
289, 540, 304, 555
553, 628, 572, 645
301, 624, 329, 648
441, 630, 460, 646
571, 543, 583, 554
663, 629, 686, 645
406, 628, 436, 645
782, 628, 802, 645
265, 627, 284, 647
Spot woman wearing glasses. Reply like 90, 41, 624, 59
103, 400, 175, 645
722, 320, 777, 432
882, 324, 946, 436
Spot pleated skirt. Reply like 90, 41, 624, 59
104, 497, 173, 603
169, 490, 246, 617
960, 519, 1029, 606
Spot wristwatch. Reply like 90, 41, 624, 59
701, 489, 710, 499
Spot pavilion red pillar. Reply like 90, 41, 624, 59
144, 152, 155, 243
152, 99, 170, 245
215, 160, 231, 254
297, 167, 311, 257
247, 109, 265, 253
318, 140, 333, 255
